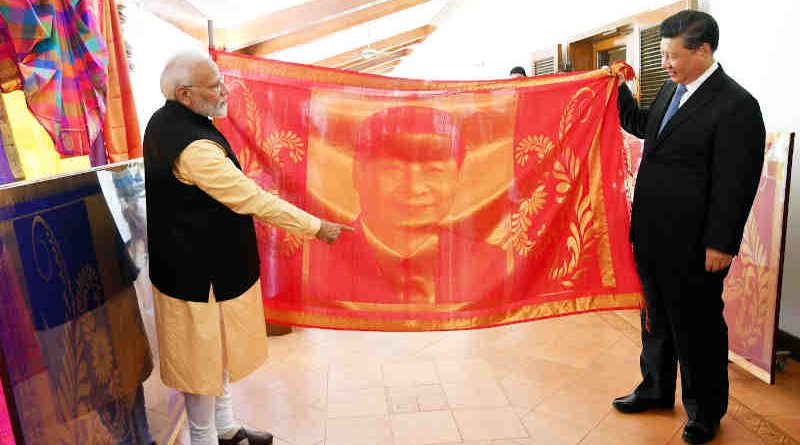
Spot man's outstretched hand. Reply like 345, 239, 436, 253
601, 65, 627, 85
315, 220, 354, 244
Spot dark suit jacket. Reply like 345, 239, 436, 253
618, 66, 765, 260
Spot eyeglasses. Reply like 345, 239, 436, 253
181, 75, 225, 93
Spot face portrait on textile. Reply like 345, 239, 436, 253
353, 106, 465, 254
306, 104, 509, 311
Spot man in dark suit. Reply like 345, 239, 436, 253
610, 10, 765, 444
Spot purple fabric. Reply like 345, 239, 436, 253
0, 137, 15, 185
89, 129, 107, 167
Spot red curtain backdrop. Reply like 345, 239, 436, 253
214, 50, 641, 331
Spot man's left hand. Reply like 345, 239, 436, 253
705, 247, 733, 272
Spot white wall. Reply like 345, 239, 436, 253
393, 0, 678, 79
699, 0, 800, 337
122, 4, 206, 135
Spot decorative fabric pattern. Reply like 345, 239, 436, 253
215, 51, 642, 330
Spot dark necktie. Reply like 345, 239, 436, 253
658, 84, 687, 135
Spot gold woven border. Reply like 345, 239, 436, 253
587, 78, 618, 287
266, 292, 641, 331
214, 50, 612, 93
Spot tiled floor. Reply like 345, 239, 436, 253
159, 309, 800, 445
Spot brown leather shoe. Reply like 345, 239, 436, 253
612, 392, 674, 413
218, 427, 273, 445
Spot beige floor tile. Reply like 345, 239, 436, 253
665, 417, 764, 445
730, 376, 800, 416
387, 386, 420, 414
387, 384, 448, 413
328, 359, 384, 391
614, 309, 642, 328
327, 387, 388, 418
435, 358, 497, 383
518, 318, 623, 369
143, 370, 181, 417
326, 416, 394, 445
235, 388, 318, 424
763, 414, 800, 439
151, 316, 800, 445
415, 331, 492, 361
443, 379, 509, 409
238, 406, 326, 445
578, 409, 685, 445
533, 375, 615, 425
383, 360, 439, 386
146, 408, 185, 445
390, 410, 461, 445
499, 373, 558, 410
520, 410, 596, 445
435, 440, 540, 445
452, 406, 528, 441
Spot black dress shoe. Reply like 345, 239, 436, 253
612, 392, 673, 413
682, 420, 718, 444
219, 427, 273, 445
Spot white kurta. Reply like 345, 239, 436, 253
153, 139, 320, 395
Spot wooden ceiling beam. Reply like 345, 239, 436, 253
342, 48, 411, 72
327, 37, 424, 68
363, 59, 403, 75
140, 0, 208, 41
315, 24, 436, 68
335, 46, 411, 70
236, 0, 433, 57
222, 0, 375, 50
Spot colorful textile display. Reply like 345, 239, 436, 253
215, 51, 641, 330
0, 168, 152, 444
722, 132, 795, 382
90, 0, 142, 163
0, 0, 108, 158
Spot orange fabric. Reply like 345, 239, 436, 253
98, 0, 141, 162
214, 50, 643, 331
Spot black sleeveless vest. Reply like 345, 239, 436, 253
143, 100, 260, 302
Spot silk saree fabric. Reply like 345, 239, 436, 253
0, 168, 152, 444
215, 50, 641, 331
0, 0, 107, 158
0, 384, 12, 445
722, 132, 795, 383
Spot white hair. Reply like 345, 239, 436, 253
160, 51, 213, 100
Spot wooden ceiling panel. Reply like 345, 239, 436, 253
223, 0, 375, 50
315, 24, 435, 68
363, 59, 403, 75
336, 47, 412, 72
236, 0, 433, 57
141, 0, 209, 41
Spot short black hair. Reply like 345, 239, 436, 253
509, 66, 527, 76
355, 106, 465, 169
660, 10, 719, 52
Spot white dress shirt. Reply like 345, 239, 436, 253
679, 61, 719, 107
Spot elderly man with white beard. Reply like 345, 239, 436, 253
143, 51, 350, 445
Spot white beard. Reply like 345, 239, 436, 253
196, 100, 227, 118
